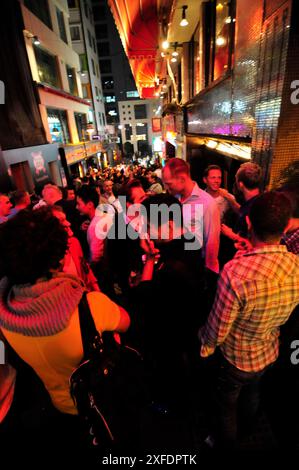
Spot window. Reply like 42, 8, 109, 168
88, 30, 92, 48
104, 94, 116, 103
91, 59, 96, 75
95, 24, 108, 39
92, 37, 97, 53
102, 112, 106, 126
56, 8, 68, 43
70, 25, 81, 41
66, 65, 78, 96
34, 45, 61, 88
99, 59, 112, 74
136, 123, 148, 143
67, 0, 77, 8
24, 0, 52, 29
189, 24, 200, 97
79, 54, 88, 73
82, 84, 90, 99
134, 104, 147, 119
126, 91, 139, 98
74, 112, 87, 141
98, 42, 110, 57
102, 77, 114, 90
98, 112, 102, 126
83, 1, 88, 18
95, 86, 99, 101
47, 108, 70, 144
93, 5, 106, 21
125, 124, 132, 141
213, 0, 235, 81
89, 7, 93, 22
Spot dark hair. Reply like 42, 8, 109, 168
76, 185, 99, 208
280, 189, 299, 218
249, 191, 292, 241
61, 187, 68, 200
122, 179, 143, 203
0, 207, 68, 285
11, 190, 28, 206
142, 193, 184, 229
203, 165, 222, 178
236, 162, 262, 189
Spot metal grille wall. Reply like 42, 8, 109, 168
268, 0, 299, 188
251, 1, 291, 186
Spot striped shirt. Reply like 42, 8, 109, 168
200, 245, 299, 372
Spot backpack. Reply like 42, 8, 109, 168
69, 293, 149, 452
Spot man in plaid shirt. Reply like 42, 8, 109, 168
200, 191, 299, 448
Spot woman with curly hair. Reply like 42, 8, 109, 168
0, 207, 130, 459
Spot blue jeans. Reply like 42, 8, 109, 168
213, 355, 270, 448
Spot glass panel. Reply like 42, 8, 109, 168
74, 112, 87, 141
99, 60, 112, 74
24, 0, 52, 29
47, 108, 70, 143
88, 30, 92, 48
125, 124, 132, 141
79, 54, 88, 71
93, 5, 106, 21
95, 24, 108, 39
56, 8, 68, 43
70, 26, 80, 41
91, 59, 96, 75
214, 0, 231, 80
134, 104, 147, 119
83, 1, 88, 18
66, 65, 78, 96
98, 42, 110, 57
67, 0, 77, 8
34, 45, 60, 88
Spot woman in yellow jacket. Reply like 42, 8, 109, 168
0, 207, 130, 459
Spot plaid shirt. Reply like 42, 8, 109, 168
200, 245, 299, 372
283, 228, 299, 255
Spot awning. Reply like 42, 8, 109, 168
108, 0, 159, 99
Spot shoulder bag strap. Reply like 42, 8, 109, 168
78, 292, 103, 359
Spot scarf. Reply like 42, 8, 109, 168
0, 273, 85, 337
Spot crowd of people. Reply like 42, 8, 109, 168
0, 158, 298, 460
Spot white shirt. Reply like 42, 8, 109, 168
179, 183, 220, 272
87, 212, 114, 263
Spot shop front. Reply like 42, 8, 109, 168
1, 143, 64, 193
59, 141, 105, 184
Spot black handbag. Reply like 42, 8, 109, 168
69, 293, 148, 451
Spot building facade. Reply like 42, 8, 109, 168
68, 0, 106, 137
108, 0, 299, 189
92, 0, 138, 134
21, 0, 106, 182
118, 99, 161, 159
